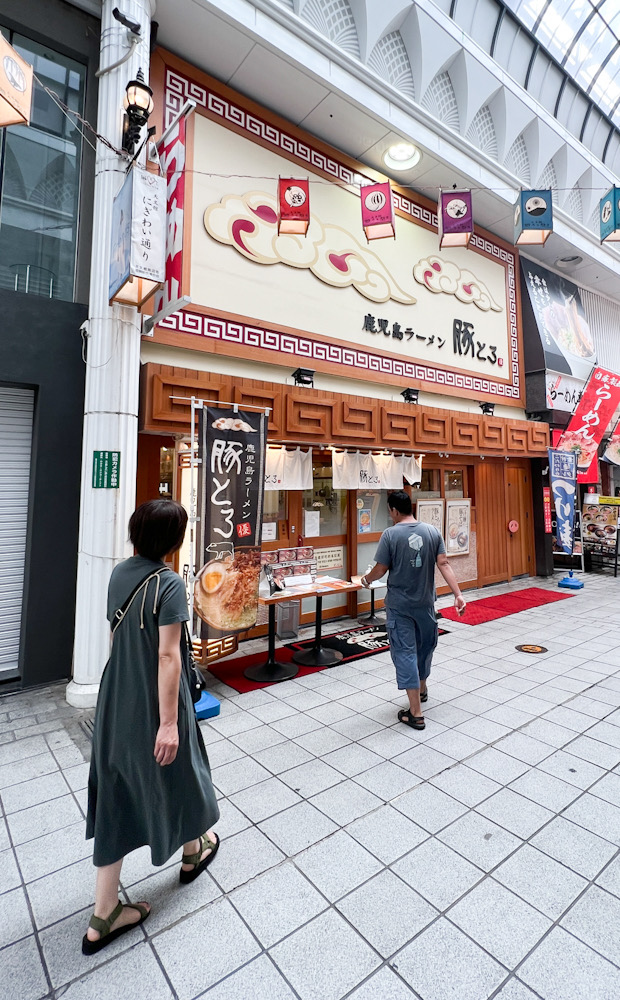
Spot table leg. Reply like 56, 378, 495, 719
357, 586, 385, 626
292, 594, 343, 667
244, 603, 299, 683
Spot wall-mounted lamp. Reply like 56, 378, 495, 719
122, 68, 154, 156
479, 402, 495, 416
401, 388, 419, 404
292, 367, 315, 387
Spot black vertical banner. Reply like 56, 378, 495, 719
194, 407, 267, 641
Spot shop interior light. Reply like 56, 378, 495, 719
479, 402, 495, 416
382, 142, 420, 172
401, 387, 419, 403
122, 68, 154, 156
292, 367, 315, 387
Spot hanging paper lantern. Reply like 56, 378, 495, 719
514, 189, 553, 245
0, 33, 33, 127
361, 182, 395, 240
600, 187, 620, 243
278, 178, 310, 235
108, 167, 166, 308
438, 190, 473, 248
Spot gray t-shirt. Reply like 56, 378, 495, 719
374, 521, 446, 613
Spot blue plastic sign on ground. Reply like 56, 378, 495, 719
548, 448, 577, 555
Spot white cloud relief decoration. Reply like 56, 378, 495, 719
413, 256, 503, 312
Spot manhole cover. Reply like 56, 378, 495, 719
79, 716, 95, 740
515, 644, 548, 654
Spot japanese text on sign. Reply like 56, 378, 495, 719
362, 314, 501, 366
92, 451, 120, 489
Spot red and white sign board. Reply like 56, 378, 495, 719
542, 487, 553, 533
153, 115, 187, 316
557, 367, 620, 483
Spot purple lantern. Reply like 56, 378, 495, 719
439, 190, 473, 248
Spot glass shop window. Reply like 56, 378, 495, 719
303, 460, 347, 538
0, 31, 86, 302
263, 490, 287, 526
444, 469, 465, 498
159, 446, 174, 499
410, 468, 441, 501
356, 490, 392, 535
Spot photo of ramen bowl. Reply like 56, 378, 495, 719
605, 525, 616, 535
457, 531, 468, 547
587, 524, 598, 533
194, 546, 262, 632
449, 524, 458, 539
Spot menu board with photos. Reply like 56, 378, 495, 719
445, 499, 471, 556
416, 499, 444, 537
582, 498, 619, 554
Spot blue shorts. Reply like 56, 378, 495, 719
385, 606, 438, 690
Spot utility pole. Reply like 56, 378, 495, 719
66, 0, 156, 707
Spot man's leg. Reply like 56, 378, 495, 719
414, 606, 439, 702
386, 612, 423, 721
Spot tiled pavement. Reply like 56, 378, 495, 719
2, 575, 620, 999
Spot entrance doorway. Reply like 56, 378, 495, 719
506, 465, 533, 578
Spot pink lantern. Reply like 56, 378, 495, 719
439, 190, 473, 248
361, 182, 395, 241
278, 178, 310, 235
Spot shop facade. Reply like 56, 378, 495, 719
136, 50, 549, 636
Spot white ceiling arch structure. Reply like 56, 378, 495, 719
152, 0, 620, 297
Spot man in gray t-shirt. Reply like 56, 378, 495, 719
360, 490, 466, 731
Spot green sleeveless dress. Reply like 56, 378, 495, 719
86, 556, 219, 867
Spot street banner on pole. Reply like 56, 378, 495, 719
194, 407, 267, 647
603, 417, 620, 466
556, 367, 620, 483
548, 448, 577, 555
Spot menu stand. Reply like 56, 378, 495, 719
291, 595, 343, 668
243, 603, 299, 683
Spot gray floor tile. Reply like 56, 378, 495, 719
229, 776, 301, 824
211, 758, 272, 796
466, 748, 530, 785
475, 788, 554, 839
260, 798, 338, 858
0, 752, 59, 790
492, 982, 543, 1000
346, 804, 428, 864
0, 886, 34, 948
119, 844, 180, 888
1, 934, 49, 1000
587, 720, 620, 749
563, 735, 620, 769
493, 844, 588, 920
15, 820, 91, 882
215, 797, 253, 838
358, 728, 417, 760
494, 732, 555, 765
0, 771, 69, 815
393, 918, 507, 1000
561, 884, 620, 966
253, 741, 314, 774
596, 855, 620, 898
330, 715, 383, 741
0, 846, 23, 894
424, 704, 475, 728
354, 760, 422, 800
7, 793, 82, 846
59, 943, 174, 1000
309, 780, 382, 826
228, 724, 287, 755
393, 745, 456, 780
537, 749, 605, 789
279, 759, 344, 798
438, 811, 521, 872
508, 768, 581, 811
27, 856, 96, 929
130, 864, 221, 936
294, 829, 382, 901
294, 727, 351, 756
0, 735, 49, 766
483, 705, 536, 729
430, 764, 501, 806
337, 869, 437, 957
347, 966, 419, 1000
285, 691, 330, 712
320, 743, 384, 777
230, 861, 326, 947
392, 838, 484, 910
520, 718, 576, 748
246, 701, 298, 724
153, 897, 261, 1000
199, 954, 298, 1000
207, 739, 246, 769
448, 878, 552, 968
563, 791, 620, 846
592, 772, 620, 808
455, 717, 512, 744
270, 714, 323, 738
541, 705, 599, 732
424, 730, 485, 761
531, 816, 617, 879
269, 908, 381, 1000
39, 905, 148, 988
306, 701, 356, 725
209, 826, 284, 893
518, 927, 620, 1000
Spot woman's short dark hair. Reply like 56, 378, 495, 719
129, 500, 188, 561
387, 490, 412, 516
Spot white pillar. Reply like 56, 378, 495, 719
67, 0, 156, 708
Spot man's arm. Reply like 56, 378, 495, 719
360, 562, 389, 587
436, 552, 467, 615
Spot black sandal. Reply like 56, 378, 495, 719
180, 832, 220, 884
420, 689, 428, 703
82, 900, 149, 955
398, 709, 426, 730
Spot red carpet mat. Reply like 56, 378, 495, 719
207, 623, 449, 693
439, 587, 573, 626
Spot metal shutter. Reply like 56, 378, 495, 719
0, 387, 34, 677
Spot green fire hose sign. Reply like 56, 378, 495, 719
92, 451, 121, 489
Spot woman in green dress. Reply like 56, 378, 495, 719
83, 500, 220, 954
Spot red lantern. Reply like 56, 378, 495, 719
278, 178, 310, 235
361, 182, 395, 241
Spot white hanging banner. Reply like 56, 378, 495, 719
374, 453, 405, 489
332, 450, 364, 489
264, 447, 312, 490
403, 456, 422, 485
333, 450, 406, 489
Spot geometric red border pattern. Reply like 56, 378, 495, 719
163, 66, 521, 400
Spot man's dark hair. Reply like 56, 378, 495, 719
128, 500, 188, 561
387, 490, 412, 516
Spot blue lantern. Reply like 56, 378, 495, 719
514, 189, 553, 245
600, 187, 620, 243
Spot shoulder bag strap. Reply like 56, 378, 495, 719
111, 568, 166, 634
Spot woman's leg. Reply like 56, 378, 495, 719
86, 859, 150, 942
181, 829, 218, 872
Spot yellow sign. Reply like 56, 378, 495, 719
0, 34, 33, 127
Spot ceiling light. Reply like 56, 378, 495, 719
555, 255, 583, 269
383, 143, 420, 172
